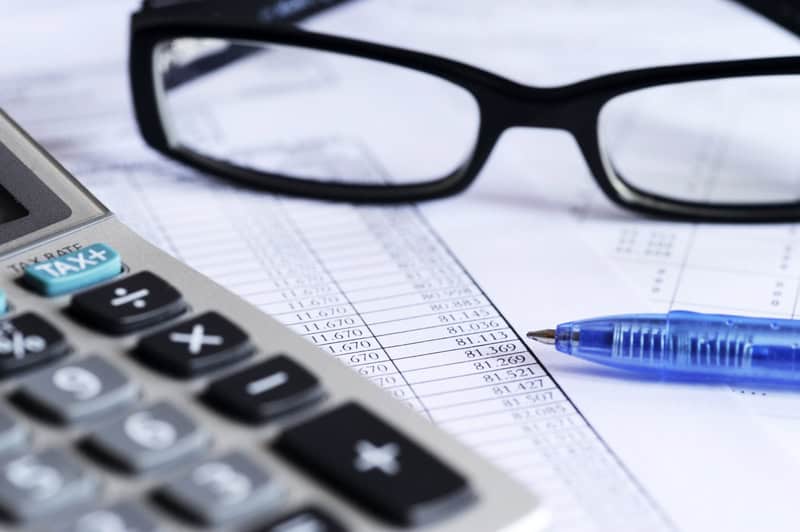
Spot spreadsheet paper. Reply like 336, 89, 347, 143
4, 1, 800, 531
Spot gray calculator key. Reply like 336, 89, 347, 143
159, 451, 283, 526
87, 401, 208, 473
61, 500, 163, 532
17, 355, 138, 423
0, 406, 26, 454
0, 448, 97, 522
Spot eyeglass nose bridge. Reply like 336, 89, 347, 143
485, 88, 601, 136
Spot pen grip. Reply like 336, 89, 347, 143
664, 311, 800, 377
557, 311, 800, 381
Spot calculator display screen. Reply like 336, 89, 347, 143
0, 185, 28, 225
0, 138, 71, 246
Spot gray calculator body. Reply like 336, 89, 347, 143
0, 110, 545, 531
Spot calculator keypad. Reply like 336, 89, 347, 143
0, 448, 97, 522
136, 311, 252, 377
157, 451, 283, 526
203, 355, 324, 422
15, 355, 138, 424
0, 243, 478, 531
86, 401, 209, 473
70, 271, 186, 334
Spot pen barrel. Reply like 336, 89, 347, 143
556, 311, 800, 382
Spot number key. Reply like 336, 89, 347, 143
60, 501, 163, 532
0, 448, 97, 522
158, 451, 283, 526
86, 401, 208, 473
15, 355, 138, 424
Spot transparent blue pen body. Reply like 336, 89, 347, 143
555, 310, 800, 382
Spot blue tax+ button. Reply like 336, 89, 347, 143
24, 243, 122, 296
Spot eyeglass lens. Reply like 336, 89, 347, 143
598, 75, 800, 206
154, 38, 481, 187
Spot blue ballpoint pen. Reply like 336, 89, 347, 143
527, 310, 800, 383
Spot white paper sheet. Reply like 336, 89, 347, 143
3, 1, 800, 531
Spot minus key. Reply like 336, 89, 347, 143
203, 355, 325, 423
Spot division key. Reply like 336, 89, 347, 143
70, 271, 186, 334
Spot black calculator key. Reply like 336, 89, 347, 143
203, 355, 324, 422
274, 403, 475, 527
0, 313, 70, 376
136, 312, 252, 376
258, 507, 346, 532
69, 271, 186, 334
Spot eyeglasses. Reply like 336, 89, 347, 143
130, 0, 800, 222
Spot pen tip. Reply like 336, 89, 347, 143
527, 329, 556, 345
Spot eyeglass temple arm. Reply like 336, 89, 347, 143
142, 0, 352, 19
733, 0, 800, 37
145, 0, 356, 90
154, 0, 800, 92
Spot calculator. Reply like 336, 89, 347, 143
0, 109, 545, 532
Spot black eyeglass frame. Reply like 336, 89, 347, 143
130, 0, 800, 222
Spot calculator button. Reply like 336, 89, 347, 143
70, 271, 186, 334
0, 289, 6, 315
204, 355, 324, 422
16, 355, 138, 424
0, 406, 27, 454
0, 448, 97, 522
86, 401, 208, 473
0, 313, 70, 376
274, 403, 475, 527
158, 451, 283, 526
60, 501, 163, 532
258, 507, 346, 532
23, 243, 121, 297
136, 311, 252, 377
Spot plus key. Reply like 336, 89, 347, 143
275, 403, 475, 526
